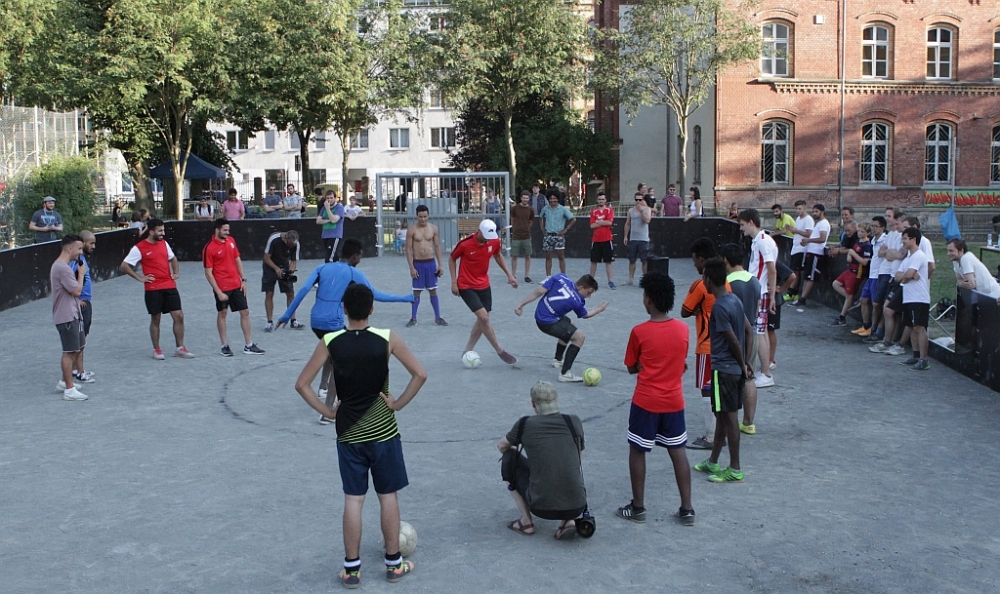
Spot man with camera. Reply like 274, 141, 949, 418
498, 381, 592, 540
262, 230, 302, 333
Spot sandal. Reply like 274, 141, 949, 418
507, 519, 535, 536
554, 521, 576, 540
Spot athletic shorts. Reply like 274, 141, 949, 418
542, 233, 565, 251
711, 370, 744, 413
747, 334, 759, 369
510, 238, 532, 258
411, 259, 438, 291
627, 403, 687, 451
755, 294, 770, 334
459, 287, 492, 313
312, 326, 342, 341
81, 300, 92, 336
790, 252, 806, 271
804, 254, 824, 282
506, 454, 584, 521
768, 300, 782, 331
323, 237, 342, 263
860, 278, 878, 301
536, 316, 577, 343
337, 436, 409, 496
835, 269, 862, 295
261, 270, 294, 295
590, 241, 614, 263
145, 288, 183, 315
626, 240, 649, 263
902, 302, 930, 328
874, 274, 891, 304
695, 353, 713, 391
56, 319, 86, 353
885, 281, 903, 312
214, 288, 249, 313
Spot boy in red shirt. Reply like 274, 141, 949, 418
588, 191, 616, 289
203, 219, 264, 356
616, 272, 694, 526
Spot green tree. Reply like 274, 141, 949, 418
0, 0, 52, 100
433, 0, 588, 191
594, 0, 758, 192
12, 155, 99, 245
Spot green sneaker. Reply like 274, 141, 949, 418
708, 467, 745, 483
693, 460, 721, 474
739, 422, 756, 435
386, 560, 415, 583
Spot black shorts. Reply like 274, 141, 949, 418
145, 288, 183, 315
312, 326, 342, 341
874, 274, 891, 304
324, 237, 342, 263
903, 302, 930, 328
885, 281, 903, 312
536, 317, 577, 343
790, 252, 806, 271
262, 271, 294, 295
459, 287, 492, 313
711, 370, 744, 413
56, 319, 86, 352
767, 300, 782, 331
81, 300, 93, 335
590, 241, 614, 263
804, 253, 824, 281
214, 288, 249, 312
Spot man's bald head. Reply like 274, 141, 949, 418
79, 230, 96, 255
80, 230, 95, 242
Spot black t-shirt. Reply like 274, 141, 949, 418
840, 231, 859, 250
263, 232, 299, 271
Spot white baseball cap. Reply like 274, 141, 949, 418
478, 219, 499, 240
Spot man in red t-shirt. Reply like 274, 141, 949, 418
615, 272, 694, 526
588, 191, 616, 289
449, 219, 519, 365
121, 219, 195, 360
203, 219, 264, 357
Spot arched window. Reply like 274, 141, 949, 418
862, 25, 889, 78
926, 27, 953, 80
925, 123, 953, 183
761, 22, 790, 77
693, 125, 702, 184
991, 126, 1000, 184
761, 121, 790, 184
860, 122, 889, 184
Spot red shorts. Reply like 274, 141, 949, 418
755, 294, 770, 335
695, 353, 713, 391
835, 269, 862, 295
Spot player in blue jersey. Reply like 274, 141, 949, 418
514, 274, 609, 382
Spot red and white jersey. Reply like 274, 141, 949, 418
124, 239, 177, 291
749, 230, 778, 296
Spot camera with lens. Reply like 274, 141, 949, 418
281, 270, 298, 283
575, 509, 595, 538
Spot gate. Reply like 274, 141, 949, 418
374, 172, 511, 257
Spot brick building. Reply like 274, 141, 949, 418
717, 0, 1000, 231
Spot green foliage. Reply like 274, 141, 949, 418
12, 155, 99, 244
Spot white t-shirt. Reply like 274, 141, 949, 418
790, 215, 814, 255
344, 204, 363, 218
806, 218, 831, 256
868, 233, 887, 278
881, 231, 903, 275
954, 252, 1000, 299
124, 241, 176, 266
900, 249, 930, 304
918, 236, 935, 266
749, 230, 778, 295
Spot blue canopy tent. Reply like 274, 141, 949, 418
149, 153, 227, 180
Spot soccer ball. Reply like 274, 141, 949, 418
462, 351, 482, 369
583, 368, 601, 386
398, 521, 418, 557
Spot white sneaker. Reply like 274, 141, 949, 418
174, 346, 196, 359
552, 359, 563, 368
63, 387, 88, 401
73, 371, 95, 383
56, 380, 67, 392
754, 374, 775, 388
558, 371, 583, 383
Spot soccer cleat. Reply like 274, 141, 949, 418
406, 319, 417, 328
884, 344, 906, 356
686, 436, 713, 450
243, 343, 265, 355
754, 374, 774, 388
62, 387, 88, 401
153, 348, 166, 360
220, 345, 234, 357
290, 320, 304, 329
869, 342, 890, 353
708, 467, 745, 483
558, 371, 583, 383
552, 359, 563, 368
673, 507, 696, 527
174, 346, 195, 359
264, 322, 274, 333
435, 317, 449, 326
739, 422, 756, 435
73, 371, 95, 383
385, 560, 414, 583
899, 357, 920, 366
912, 359, 931, 371
694, 460, 722, 474
608, 281, 616, 290
615, 502, 646, 523
340, 568, 360, 589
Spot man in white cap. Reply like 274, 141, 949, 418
30, 196, 64, 243
449, 219, 519, 365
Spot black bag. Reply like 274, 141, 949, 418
500, 416, 528, 483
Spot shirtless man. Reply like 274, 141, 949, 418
405, 204, 448, 327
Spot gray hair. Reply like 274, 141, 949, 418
531, 381, 559, 415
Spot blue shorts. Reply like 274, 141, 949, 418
337, 436, 409, 496
627, 403, 687, 451
411, 259, 438, 291
861, 278, 878, 301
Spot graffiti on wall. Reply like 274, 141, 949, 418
925, 190, 1000, 208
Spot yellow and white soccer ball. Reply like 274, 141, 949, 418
583, 368, 602, 386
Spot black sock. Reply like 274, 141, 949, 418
267, 320, 273, 324
562, 344, 580, 375
555, 343, 567, 361
385, 552, 402, 567
913, 350, 919, 358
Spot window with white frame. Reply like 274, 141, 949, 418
429, 89, 448, 108
761, 121, 790, 184
349, 129, 369, 149
430, 127, 456, 149
925, 123, 952, 183
992, 126, 1000, 184
994, 30, 1000, 79
290, 132, 301, 150
226, 130, 248, 152
761, 22, 789, 77
263, 130, 276, 151
861, 122, 889, 184
390, 128, 410, 149
926, 27, 953, 80
862, 25, 889, 78
315, 131, 327, 150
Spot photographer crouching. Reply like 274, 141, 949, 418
498, 381, 594, 539
262, 230, 303, 332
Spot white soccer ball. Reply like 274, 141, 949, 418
462, 351, 482, 369
398, 521, 418, 557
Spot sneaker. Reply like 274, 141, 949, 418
863, 334, 882, 343
340, 568, 360, 589
318, 415, 334, 425
386, 560, 414, 583
290, 320, 305, 329
174, 346, 195, 359
73, 371, 95, 383
708, 467, 745, 483
754, 374, 774, 388
558, 371, 583, 383
782, 293, 795, 303
912, 359, 931, 371
153, 348, 165, 360
615, 502, 646, 524
830, 316, 847, 326
624, 280, 634, 286
406, 318, 418, 328
435, 317, 449, 326
552, 359, 563, 368
498, 351, 518, 365
608, 281, 616, 290
855, 327, 872, 337
56, 380, 67, 392
768, 361, 777, 371
62, 387, 88, 401
885, 344, 906, 356
673, 507, 696, 527
220, 345, 234, 357
693, 460, 722, 474
686, 436, 713, 450
739, 422, 756, 435
869, 342, 890, 353
244, 343, 265, 355
524, 277, 533, 284
899, 357, 920, 366
264, 322, 274, 333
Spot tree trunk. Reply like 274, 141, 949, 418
504, 110, 517, 193
339, 133, 353, 200
297, 129, 312, 195
676, 114, 688, 204
127, 158, 154, 215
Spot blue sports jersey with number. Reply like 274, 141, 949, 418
534, 274, 588, 324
